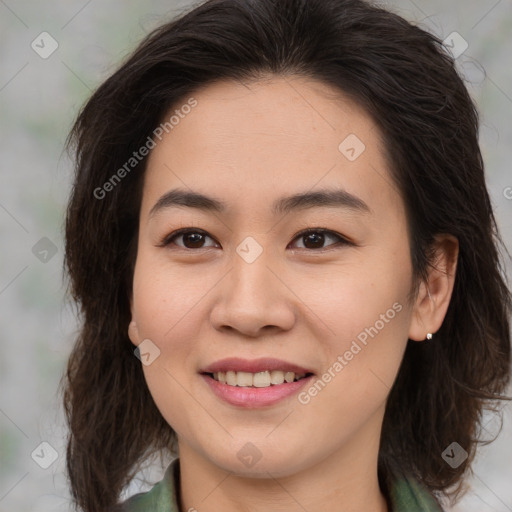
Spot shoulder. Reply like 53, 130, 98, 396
116, 458, 180, 512
389, 471, 444, 512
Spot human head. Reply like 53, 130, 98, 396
62, 1, 511, 511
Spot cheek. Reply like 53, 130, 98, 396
298, 297, 410, 438
303, 252, 412, 344
131, 254, 207, 431
302, 246, 413, 398
141, 363, 201, 441
131, 251, 207, 346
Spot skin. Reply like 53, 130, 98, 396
128, 75, 458, 512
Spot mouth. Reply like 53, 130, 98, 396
199, 358, 315, 407
203, 370, 313, 388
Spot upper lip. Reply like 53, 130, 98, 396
201, 357, 313, 374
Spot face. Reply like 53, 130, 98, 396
129, 75, 420, 478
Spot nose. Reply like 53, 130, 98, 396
209, 247, 296, 338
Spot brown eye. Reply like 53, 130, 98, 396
301, 231, 326, 249
290, 229, 351, 250
160, 227, 351, 251
161, 229, 218, 249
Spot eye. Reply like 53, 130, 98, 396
159, 228, 218, 249
289, 228, 352, 251
159, 227, 352, 251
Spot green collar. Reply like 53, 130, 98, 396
387, 471, 443, 511
120, 458, 442, 512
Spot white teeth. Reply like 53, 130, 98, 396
253, 371, 271, 388
270, 370, 285, 385
226, 371, 237, 386
211, 370, 308, 387
236, 371, 253, 387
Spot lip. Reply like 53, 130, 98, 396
201, 373, 314, 408
201, 357, 313, 374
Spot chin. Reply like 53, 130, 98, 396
207, 446, 307, 479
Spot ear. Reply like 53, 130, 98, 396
127, 291, 140, 347
408, 234, 459, 341
128, 305, 141, 348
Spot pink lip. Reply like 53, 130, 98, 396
201, 357, 312, 374
201, 373, 314, 408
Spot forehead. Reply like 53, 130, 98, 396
151, 75, 378, 161
141, 75, 402, 223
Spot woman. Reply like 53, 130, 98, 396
61, 0, 511, 511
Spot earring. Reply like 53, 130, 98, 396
426, 332, 433, 340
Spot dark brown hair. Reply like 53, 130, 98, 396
61, 0, 512, 510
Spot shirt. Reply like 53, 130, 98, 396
119, 458, 443, 512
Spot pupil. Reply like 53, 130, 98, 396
185, 233, 204, 248
305, 232, 324, 249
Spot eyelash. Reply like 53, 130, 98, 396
158, 227, 353, 252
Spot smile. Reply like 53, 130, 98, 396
209, 370, 309, 387
201, 370, 315, 409
200, 357, 315, 407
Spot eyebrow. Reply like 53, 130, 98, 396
149, 187, 371, 218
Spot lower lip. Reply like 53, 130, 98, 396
201, 374, 314, 408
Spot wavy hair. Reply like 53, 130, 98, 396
61, 0, 512, 510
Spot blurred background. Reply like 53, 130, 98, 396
0, 0, 511, 510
